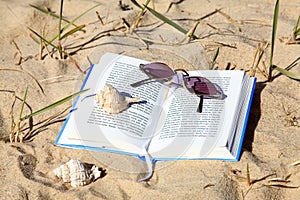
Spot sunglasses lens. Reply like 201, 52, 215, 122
140, 63, 175, 78
184, 77, 222, 97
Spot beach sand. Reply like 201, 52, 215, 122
0, 0, 299, 199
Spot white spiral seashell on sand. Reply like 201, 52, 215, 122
53, 159, 102, 187
95, 84, 141, 114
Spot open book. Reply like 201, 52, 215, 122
55, 53, 256, 165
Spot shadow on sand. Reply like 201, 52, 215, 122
242, 81, 267, 153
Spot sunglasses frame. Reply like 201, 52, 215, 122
131, 63, 226, 113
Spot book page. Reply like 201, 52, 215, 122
56, 53, 168, 153
148, 70, 245, 159
228, 75, 255, 156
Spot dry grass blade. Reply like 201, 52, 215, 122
166, 0, 185, 13
199, 9, 220, 21
21, 106, 70, 133
9, 94, 17, 142
22, 106, 71, 141
0, 68, 44, 94
18, 86, 28, 126
96, 11, 105, 25
250, 173, 276, 185
28, 27, 84, 73
267, 178, 290, 183
11, 40, 24, 65
246, 163, 251, 186
186, 20, 200, 40
264, 184, 299, 189
250, 43, 260, 76
20, 88, 89, 121
217, 9, 238, 24
289, 159, 300, 166
15, 86, 28, 142
250, 42, 269, 78
67, 54, 85, 74
130, 0, 151, 32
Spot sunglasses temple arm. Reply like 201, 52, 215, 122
131, 76, 175, 87
197, 96, 204, 113
130, 78, 153, 87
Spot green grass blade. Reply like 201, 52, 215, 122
144, 5, 188, 34
212, 47, 220, 64
21, 89, 89, 121
29, 33, 40, 44
273, 66, 300, 80
294, 14, 300, 35
60, 3, 100, 36
29, 4, 78, 27
28, 27, 57, 49
58, 0, 64, 58
210, 47, 219, 69
29, 26, 85, 70
60, 25, 85, 40
58, 0, 64, 41
28, 27, 72, 58
47, 3, 101, 45
130, 0, 143, 9
19, 86, 28, 122
269, 0, 279, 80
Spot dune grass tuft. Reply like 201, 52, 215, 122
269, 0, 300, 81
8, 87, 89, 143
28, 2, 100, 64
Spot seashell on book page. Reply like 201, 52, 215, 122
94, 84, 141, 114
53, 159, 103, 187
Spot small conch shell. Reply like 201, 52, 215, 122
94, 84, 140, 114
53, 159, 102, 187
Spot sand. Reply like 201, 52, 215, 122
0, 0, 299, 199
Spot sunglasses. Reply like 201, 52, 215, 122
130, 62, 226, 113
